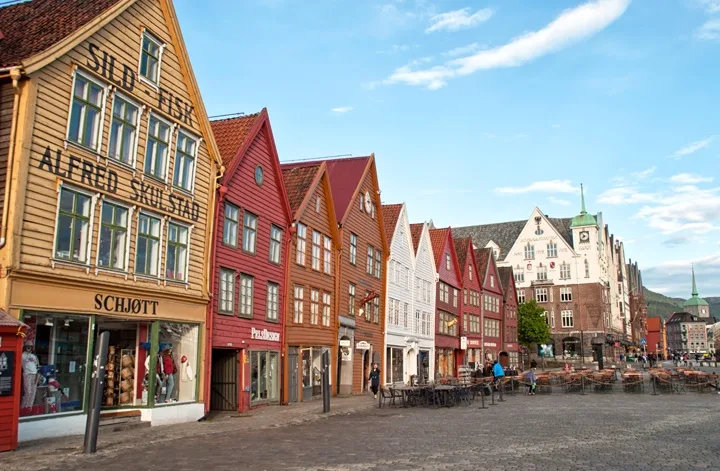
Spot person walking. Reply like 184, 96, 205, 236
526, 368, 537, 395
492, 360, 505, 390
368, 363, 381, 399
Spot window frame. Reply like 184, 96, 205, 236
375, 250, 382, 279
293, 285, 304, 323
239, 274, 254, 319
219, 268, 236, 315
52, 184, 97, 266
242, 211, 258, 254
348, 283, 356, 316
172, 128, 200, 194
296, 223, 307, 265
107, 92, 141, 167
537, 265, 548, 281
143, 111, 174, 182
269, 225, 283, 265
561, 310, 574, 328
366, 245, 374, 275
445, 253, 451, 270
535, 288, 548, 303
223, 202, 240, 248
165, 220, 191, 283
322, 292, 331, 327
95, 198, 132, 272
323, 235, 332, 274
137, 30, 165, 88
134, 209, 164, 278
547, 241, 557, 258
311, 231, 321, 271
266, 282, 279, 322
560, 262, 571, 280
524, 244, 535, 260
66, 69, 107, 153
560, 287, 573, 303
310, 288, 320, 325
349, 233, 358, 265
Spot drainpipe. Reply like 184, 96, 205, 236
0, 68, 23, 250
280, 223, 295, 405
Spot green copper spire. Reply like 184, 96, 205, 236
683, 266, 709, 308
571, 183, 597, 227
691, 266, 698, 297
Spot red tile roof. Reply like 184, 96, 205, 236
475, 248, 492, 281
280, 163, 321, 216
209, 112, 262, 166
498, 266, 514, 300
453, 237, 471, 274
381, 204, 402, 244
0, 308, 26, 327
283, 156, 370, 223
429, 228, 450, 268
409, 223, 424, 253
0, 0, 123, 68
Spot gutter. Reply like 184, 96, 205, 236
0, 67, 23, 250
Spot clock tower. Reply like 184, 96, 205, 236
571, 184, 599, 279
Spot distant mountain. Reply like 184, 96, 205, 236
643, 287, 684, 320
707, 297, 720, 318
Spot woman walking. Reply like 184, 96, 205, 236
368, 363, 381, 399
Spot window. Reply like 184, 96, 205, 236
367, 245, 374, 275
108, 95, 139, 165
98, 201, 128, 270
364, 291, 372, 321
166, 222, 189, 281
438, 311, 457, 336
173, 131, 197, 192
144, 114, 171, 180
562, 310, 574, 328
515, 271, 524, 283
547, 241, 557, 258
294, 285, 304, 323
310, 289, 320, 325
223, 203, 239, 247
560, 262, 571, 280
243, 212, 258, 253
560, 287, 572, 302
139, 32, 163, 85
359, 194, 364, 212
464, 289, 468, 305
348, 284, 356, 316
135, 212, 161, 276
266, 282, 279, 321
240, 275, 254, 318
375, 298, 381, 324
446, 254, 451, 270
550, 310, 555, 328
394, 261, 401, 285
537, 265, 548, 281
469, 265, 473, 280
219, 269, 235, 314
350, 233, 357, 265
309, 231, 321, 270
483, 318, 499, 338
315, 195, 321, 213
250, 350, 280, 404
453, 288, 458, 307
296, 223, 306, 265
585, 259, 590, 278
535, 288, 548, 303
269, 225, 283, 264
524, 244, 535, 260
68, 72, 104, 150
322, 292, 331, 326
323, 236, 332, 274
375, 250, 382, 278
439, 283, 449, 303
490, 275, 495, 288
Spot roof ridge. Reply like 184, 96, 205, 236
209, 111, 263, 123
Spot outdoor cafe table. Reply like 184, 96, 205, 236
433, 385, 458, 407
394, 386, 427, 407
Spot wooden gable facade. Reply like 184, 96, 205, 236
498, 266, 519, 366
430, 228, 461, 377
280, 161, 340, 403
454, 237, 482, 366
208, 109, 291, 412
477, 248, 504, 361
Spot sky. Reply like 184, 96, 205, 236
175, 0, 720, 298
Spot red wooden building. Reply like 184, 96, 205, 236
454, 237, 482, 369
280, 161, 340, 403
498, 266, 520, 368
476, 248, 504, 363
429, 228, 462, 378
207, 109, 291, 413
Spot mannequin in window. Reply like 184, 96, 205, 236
158, 347, 177, 403
21, 342, 40, 410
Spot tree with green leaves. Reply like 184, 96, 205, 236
518, 300, 551, 347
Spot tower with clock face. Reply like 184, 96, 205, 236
570, 184, 599, 280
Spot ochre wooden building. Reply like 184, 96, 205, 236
0, 0, 221, 441
280, 161, 340, 403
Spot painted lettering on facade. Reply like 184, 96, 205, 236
94, 293, 159, 315
250, 328, 280, 342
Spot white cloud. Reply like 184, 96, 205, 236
696, 18, 720, 40
669, 136, 714, 159
495, 180, 579, 195
669, 173, 714, 184
643, 253, 720, 297
442, 42, 483, 57
331, 107, 353, 113
426, 8, 493, 33
632, 166, 656, 179
696, 0, 720, 14
377, 44, 413, 54
547, 196, 571, 206
383, 0, 630, 89
634, 185, 720, 235
597, 187, 658, 205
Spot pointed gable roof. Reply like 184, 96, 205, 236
0, 0, 125, 67
210, 112, 263, 167
498, 266, 515, 301
429, 228, 450, 268
381, 204, 403, 244
281, 163, 322, 215
475, 248, 492, 282
453, 237, 471, 274
410, 223, 424, 254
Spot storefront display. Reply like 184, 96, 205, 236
250, 350, 279, 403
386, 347, 404, 384
158, 322, 198, 404
435, 348, 455, 378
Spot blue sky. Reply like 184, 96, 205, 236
176, 0, 720, 298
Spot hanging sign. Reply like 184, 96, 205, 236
339, 339, 351, 347
355, 341, 371, 351
0, 351, 15, 397
460, 336, 468, 350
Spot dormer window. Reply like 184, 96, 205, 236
139, 32, 164, 86
469, 265, 473, 280
445, 254, 450, 270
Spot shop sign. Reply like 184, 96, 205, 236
484, 342, 497, 348
339, 339, 351, 347
355, 341, 371, 351
0, 351, 15, 397
251, 328, 280, 342
341, 346, 352, 361
468, 339, 480, 347
460, 336, 467, 350
94, 294, 159, 315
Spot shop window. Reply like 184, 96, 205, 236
243, 212, 258, 253
54, 187, 92, 264
219, 268, 235, 314
144, 113, 171, 180
323, 235, 332, 274
250, 351, 279, 403
67, 71, 105, 151
98, 201, 129, 270
301, 347, 327, 399
310, 289, 320, 325
312, 231, 321, 271
240, 274, 254, 318
223, 203, 239, 247
322, 292, 331, 326
20, 313, 90, 418
296, 223, 306, 265
135, 212, 161, 276
387, 347, 404, 384
139, 32, 164, 85
349, 233, 357, 265
172, 131, 197, 192
108, 94, 139, 165
266, 282, 279, 322
166, 222, 189, 282
157, 322, 199, 404
269, 225, 283, 264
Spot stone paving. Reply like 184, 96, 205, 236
6, 389, 720, 471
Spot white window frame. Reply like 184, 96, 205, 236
266, 282, 279, 322
133, 209, 165, 279
310, 288, 320, 325
562, 310, 574, 328
550, 310, 556, 328
296, 223, 306, 265
65, 69, 108, 153
52, 183, 98, 267
95, 197, 134, 273
172, 128, 200, 194
144, 111, 175, 183
323, 235, 332, 274
537, 265, 548, 281
322, 292, 331, 326
535, 288, 548, 303
515, 271, 525, 283
223, 202, 240, 248
294, 285, 304, 323
560, 287, 572, 302
239, 274, 254, 318
137, 30, 166, 89
219, 268, 236, 314
106, 92, 141, 168
524, 244, 535, 260
349, 233, 357, 265
446, 254, 451, 270
269, 224, 283, 265
165, 218, 192, 283
560, 262, 571, 280
547, 241, 557, 258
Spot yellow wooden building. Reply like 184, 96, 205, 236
0, 0, 221, 441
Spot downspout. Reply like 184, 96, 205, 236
281, 223, 295, 405
0, 68, 23, 250
203, 183, 226, 414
